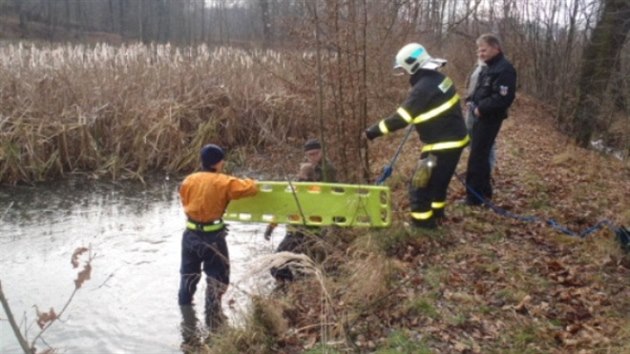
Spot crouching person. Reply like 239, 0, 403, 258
178, 144, 258, 346
265, 139, 336, 284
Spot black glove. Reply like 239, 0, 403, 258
365, 126, 380, 141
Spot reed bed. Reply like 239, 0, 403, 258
0, 43, 317, 184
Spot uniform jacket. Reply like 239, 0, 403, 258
367, 69, 468, 145
470, 52, 517, 121
180, 172, 257, 223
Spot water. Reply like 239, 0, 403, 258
0, 177, 283, 353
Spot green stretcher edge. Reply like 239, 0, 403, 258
224, 181, 391, 227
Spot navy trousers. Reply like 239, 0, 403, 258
466, 117, 503, 204
178, 228, 229, 321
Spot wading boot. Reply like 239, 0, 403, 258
205, 284, 228, 333
205, 300, 227, 333
179, 305, 201, 351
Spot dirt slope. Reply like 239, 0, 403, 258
238, 93, 630, 354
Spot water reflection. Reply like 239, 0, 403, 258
0, 177, 280, 353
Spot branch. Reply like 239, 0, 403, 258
30, 248, 93, 349
0, 280, 33, 354
29, 288, 78, 349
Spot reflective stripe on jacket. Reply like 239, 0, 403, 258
367, 68, 468, 148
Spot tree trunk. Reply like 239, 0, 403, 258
119, 0, 126, 38
138, 0, 145, 43
360, 0, 370, 183
201, 0, 206, 43
14, 0, 27, 32
46, 0, 55, 41
571, 0, 630, 147
108, 0, 116, 32
259, 0, 271, 46
555, 0, 580, 126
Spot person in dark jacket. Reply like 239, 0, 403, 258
464, 33, 517, 206
365, 43, 469, 229
465, 60, 496, 171
265, 138, 336, 282
178, 144, 258, 346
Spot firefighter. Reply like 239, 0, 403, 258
178, 144, 258, 346
464, 33, 516, 206
364, 43, 469, 229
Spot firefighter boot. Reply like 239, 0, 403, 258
411, 217, 437, 229
433, 208, 445, 226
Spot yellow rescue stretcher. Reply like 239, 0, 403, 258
224, 181, 391, 227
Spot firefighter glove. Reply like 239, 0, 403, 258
365, 126, 380, 141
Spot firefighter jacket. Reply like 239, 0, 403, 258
469, 52, 516, 121
180, 172, 257, 223
366, 69, 469, 153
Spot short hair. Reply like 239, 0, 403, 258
476, 33, 503, 50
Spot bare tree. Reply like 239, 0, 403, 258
260, 0, 272, 46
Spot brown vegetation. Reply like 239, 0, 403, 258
215, 94, 630, 354
1, 0, 629, 186
0, 43, 318, 184
1, 2, 628, 352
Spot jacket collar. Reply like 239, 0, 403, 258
485, 52, 504, 66
409, 68, 432, 86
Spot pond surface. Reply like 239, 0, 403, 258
0, 177, 283, 353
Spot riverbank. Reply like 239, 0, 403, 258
208, 94, 630, 353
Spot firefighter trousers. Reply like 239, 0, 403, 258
409, 147, 464, 227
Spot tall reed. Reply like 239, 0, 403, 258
0, 43, 318, 184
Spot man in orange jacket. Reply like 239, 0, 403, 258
178, 144, 257, 344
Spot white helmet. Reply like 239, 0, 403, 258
394, 43, 447, 75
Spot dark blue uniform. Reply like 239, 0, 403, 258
465, 52, 517, 204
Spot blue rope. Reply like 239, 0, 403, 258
375, 126, 415, 185
456, 173, 617, 238
374, 132, 622, 241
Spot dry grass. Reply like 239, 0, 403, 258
207, 92, 630, 353
0, 43, 315, 184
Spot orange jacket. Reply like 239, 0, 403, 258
179, 172, 257, 223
